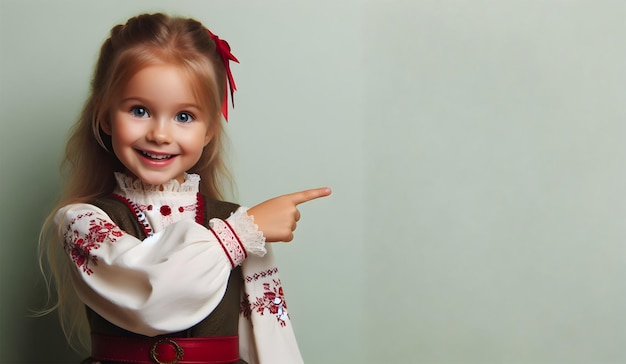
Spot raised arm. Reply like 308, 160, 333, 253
247, 187, 332, 242
55, 203, 262, 336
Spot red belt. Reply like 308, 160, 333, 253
91, 334, 239, 364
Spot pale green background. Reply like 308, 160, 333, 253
1, 0, 625, 363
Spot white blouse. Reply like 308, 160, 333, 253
55, 172, 265, 336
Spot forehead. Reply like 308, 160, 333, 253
121, 65, 197, 103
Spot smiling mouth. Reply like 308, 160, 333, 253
139, 150, 174, 160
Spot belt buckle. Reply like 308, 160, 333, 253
150, 338, 185, 364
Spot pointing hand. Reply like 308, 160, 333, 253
247, 187, 332, 242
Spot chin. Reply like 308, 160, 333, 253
124, 166, 184, 185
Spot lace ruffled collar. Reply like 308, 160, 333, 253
112, 172, 202, 233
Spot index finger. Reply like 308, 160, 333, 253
289, 187, 332, 205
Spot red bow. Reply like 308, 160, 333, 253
208, 29, 239, 121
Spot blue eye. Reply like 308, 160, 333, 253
130, 106, 149, 118
175, 112, 194, 123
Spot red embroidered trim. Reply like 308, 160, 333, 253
244, 267, 279, 283
210, 227, 234, 268
210, 219, 246, 268
196, 193, 205, 224
160, 205, 172, 216
223, 220, 247, 260
64, 212, 124, 275
111, 194, 153, 237
240, 278, 290, 327
240, 294, 252, 320
111, 193, 204, 238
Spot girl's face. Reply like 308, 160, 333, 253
103, 64, 214, 185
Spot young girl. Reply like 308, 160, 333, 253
39, 12, 330, 364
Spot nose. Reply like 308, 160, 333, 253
147, 118, 172, 144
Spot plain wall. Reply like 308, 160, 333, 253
1, 1, 625, 363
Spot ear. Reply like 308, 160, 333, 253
203, 127, 214, 146
100, 118, 112, 136
203, 112, 221, 146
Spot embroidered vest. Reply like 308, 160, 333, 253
87, 195, 243, 338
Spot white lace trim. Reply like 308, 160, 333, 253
114, 172, 200, 194
224, 207, 266, 257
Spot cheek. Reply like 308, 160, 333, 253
109, 118, 138, 150
185, 135, 209, 156
187, 124, 214, 151
181, 135, 210, 164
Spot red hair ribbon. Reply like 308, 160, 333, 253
208, 29, 239, 121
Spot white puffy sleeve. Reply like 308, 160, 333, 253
55, 203, 265, 337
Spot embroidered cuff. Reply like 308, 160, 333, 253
209, 219, 247, 267
209, 208, 266, 267
226, 207, 266, 258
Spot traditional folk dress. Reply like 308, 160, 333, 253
55, 173, 303, 363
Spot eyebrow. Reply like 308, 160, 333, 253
118, 97, 202, 111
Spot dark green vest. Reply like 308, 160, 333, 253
86, 196, 243, 338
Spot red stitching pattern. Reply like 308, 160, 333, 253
64, 212, 124, 275
240, 278, 290, 327
210, 227, 234, 268
244, 267, 279, 283
211, 220, 246, 267
111, 194, 153, 237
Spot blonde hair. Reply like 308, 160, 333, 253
38, 13, 236, 352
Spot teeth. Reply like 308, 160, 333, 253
141, 151, 172, 160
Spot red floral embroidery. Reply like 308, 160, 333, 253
240, 294, 252, 320
243, 278, 290, 327
160, 205, 172, 216
64, 212, 123, 275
